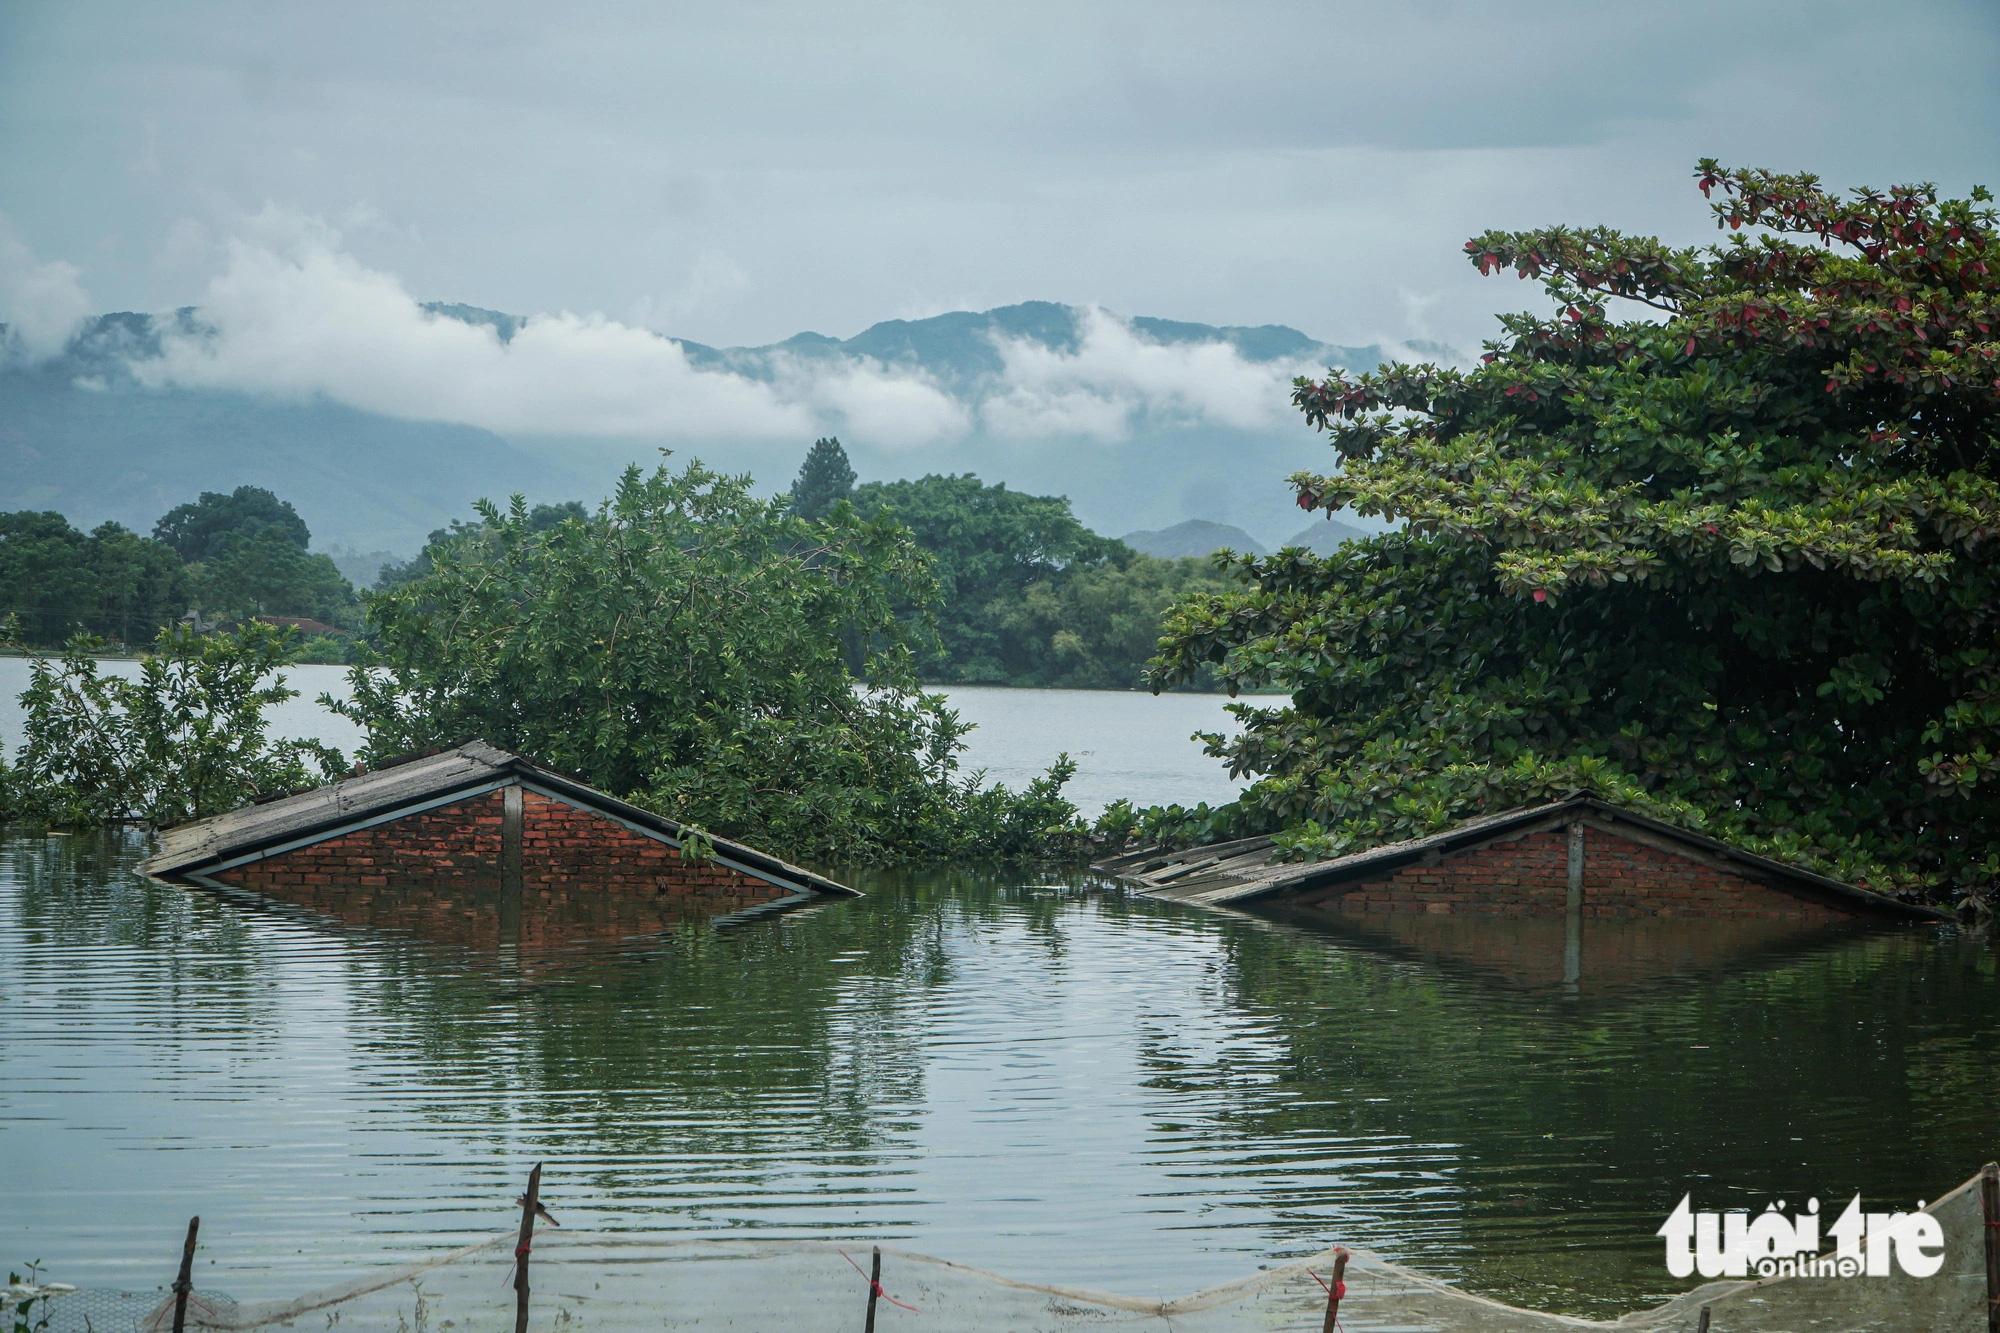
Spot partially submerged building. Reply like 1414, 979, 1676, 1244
139, 741, 855, 940
1097, 796, 1946, 925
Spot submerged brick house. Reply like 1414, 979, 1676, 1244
1095, 796, 1947, 925
139, 741, 855, 938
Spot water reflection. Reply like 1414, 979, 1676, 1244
1257, 903, 1890, 996
1221, 905, 1997, 1309
3, 831, 1993, 1319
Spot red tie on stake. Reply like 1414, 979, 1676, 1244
1308, 1246, 1351, 1333
840, 1246, 922, 1323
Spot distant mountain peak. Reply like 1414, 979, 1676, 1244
1120, 519, 1268, 560
6, 298, 1448, 553
418, 302, 525, 344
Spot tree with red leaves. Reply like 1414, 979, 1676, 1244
1147, 163, 2000, 906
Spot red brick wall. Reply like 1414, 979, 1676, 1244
218, 789, 508, 896
517, 790, 792, 917
1290, 825, 1852, 922
209, 784, 795, 938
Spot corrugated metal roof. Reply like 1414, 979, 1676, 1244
139, 740, 856, 898
1093, 797, 1950, 922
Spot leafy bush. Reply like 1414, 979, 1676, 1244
331, 456, 1087, 864
10, 621, 345, 828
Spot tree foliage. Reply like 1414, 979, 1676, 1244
153, 485, 312, 564
188, 527, 356, 627
0, 512, 190, 647
142, 484, 359, 627
1149, 163, 2000, 902
852, 472, 1190, 685
376, 500, 587, 591
984, 552, 1238, 689
787, 436, 858, 521
1, 485, 363, 650
8, 621, 344, 828
331, 456, 1087, 864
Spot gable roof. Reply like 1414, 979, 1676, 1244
139, 740, 856, 899
1093, 796, 1949, 922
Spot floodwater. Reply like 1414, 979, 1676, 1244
0, 659, 1257, 817
3, 830, 1994, 1318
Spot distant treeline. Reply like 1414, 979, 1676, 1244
5, 445, 1257, 689
1, 487, 358, 655
790, 439, 1238, 689
375, 439, 1240, 690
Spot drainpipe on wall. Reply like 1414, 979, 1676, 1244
1563, 818, 1585, 987
500, 783, 525, 947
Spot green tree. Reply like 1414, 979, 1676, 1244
989, 555, 1237, 688
331, 455, 1086, 864
10, 621, 344, 827
1149, 164, 2000, 903
0, 511, 190, 647
787, 437, 858, 521
85, 522, 193, 643
152, 485, 311, 563
0, 511, 98, 645
194, 527, 359, 627
374, 501, 589, 591
851, 473, 1129, 681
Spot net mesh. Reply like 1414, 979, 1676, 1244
19, 1171, 1989, 1332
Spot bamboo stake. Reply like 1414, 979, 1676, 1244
863, 1246, 882, 1333
1319, 1246, 1349, 1333
514, 1164, 542, 1333
170, 1216, 199, 1333
1982, 1161, 1999, 1333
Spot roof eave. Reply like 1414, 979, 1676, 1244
138, 744, 858, 900
1116, 796, 1951, 923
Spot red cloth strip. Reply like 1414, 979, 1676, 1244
837, 1248, 923, 1314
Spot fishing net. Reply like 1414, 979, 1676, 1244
5, 1286, 233, 1333
18, 1170, 1990, 1332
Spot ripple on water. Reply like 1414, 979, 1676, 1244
2, 831, 1995, 1317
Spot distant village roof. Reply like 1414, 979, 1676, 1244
1093, 796, 1948, 922
139, 739, 855, 899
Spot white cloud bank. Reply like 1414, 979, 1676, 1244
981, 305, 1322, 440
0, 220, 93, 362
122, 221, 1325, 449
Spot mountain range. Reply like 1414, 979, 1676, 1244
1, 301, 1429, 556
1119, 516, 1373, 559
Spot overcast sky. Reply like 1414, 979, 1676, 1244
4, 0, 1995, 355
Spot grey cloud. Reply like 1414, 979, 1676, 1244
0, 1, 1994, 357
116, 220, 1327, 452
0, 218, 92, 360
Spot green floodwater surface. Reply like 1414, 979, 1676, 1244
2, 829, 1996, 1319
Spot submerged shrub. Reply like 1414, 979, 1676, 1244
10, 621, 345, 828
332, 455, 1087, 865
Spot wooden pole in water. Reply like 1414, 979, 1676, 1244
514, 1163, 542, 1333
863, 1246, 882, 1333
170, 1216, 199, 1333
1982, 1161, 1999, 1333
1320, 1246, 1349, 1333
1695, 1304, 1711, 1333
